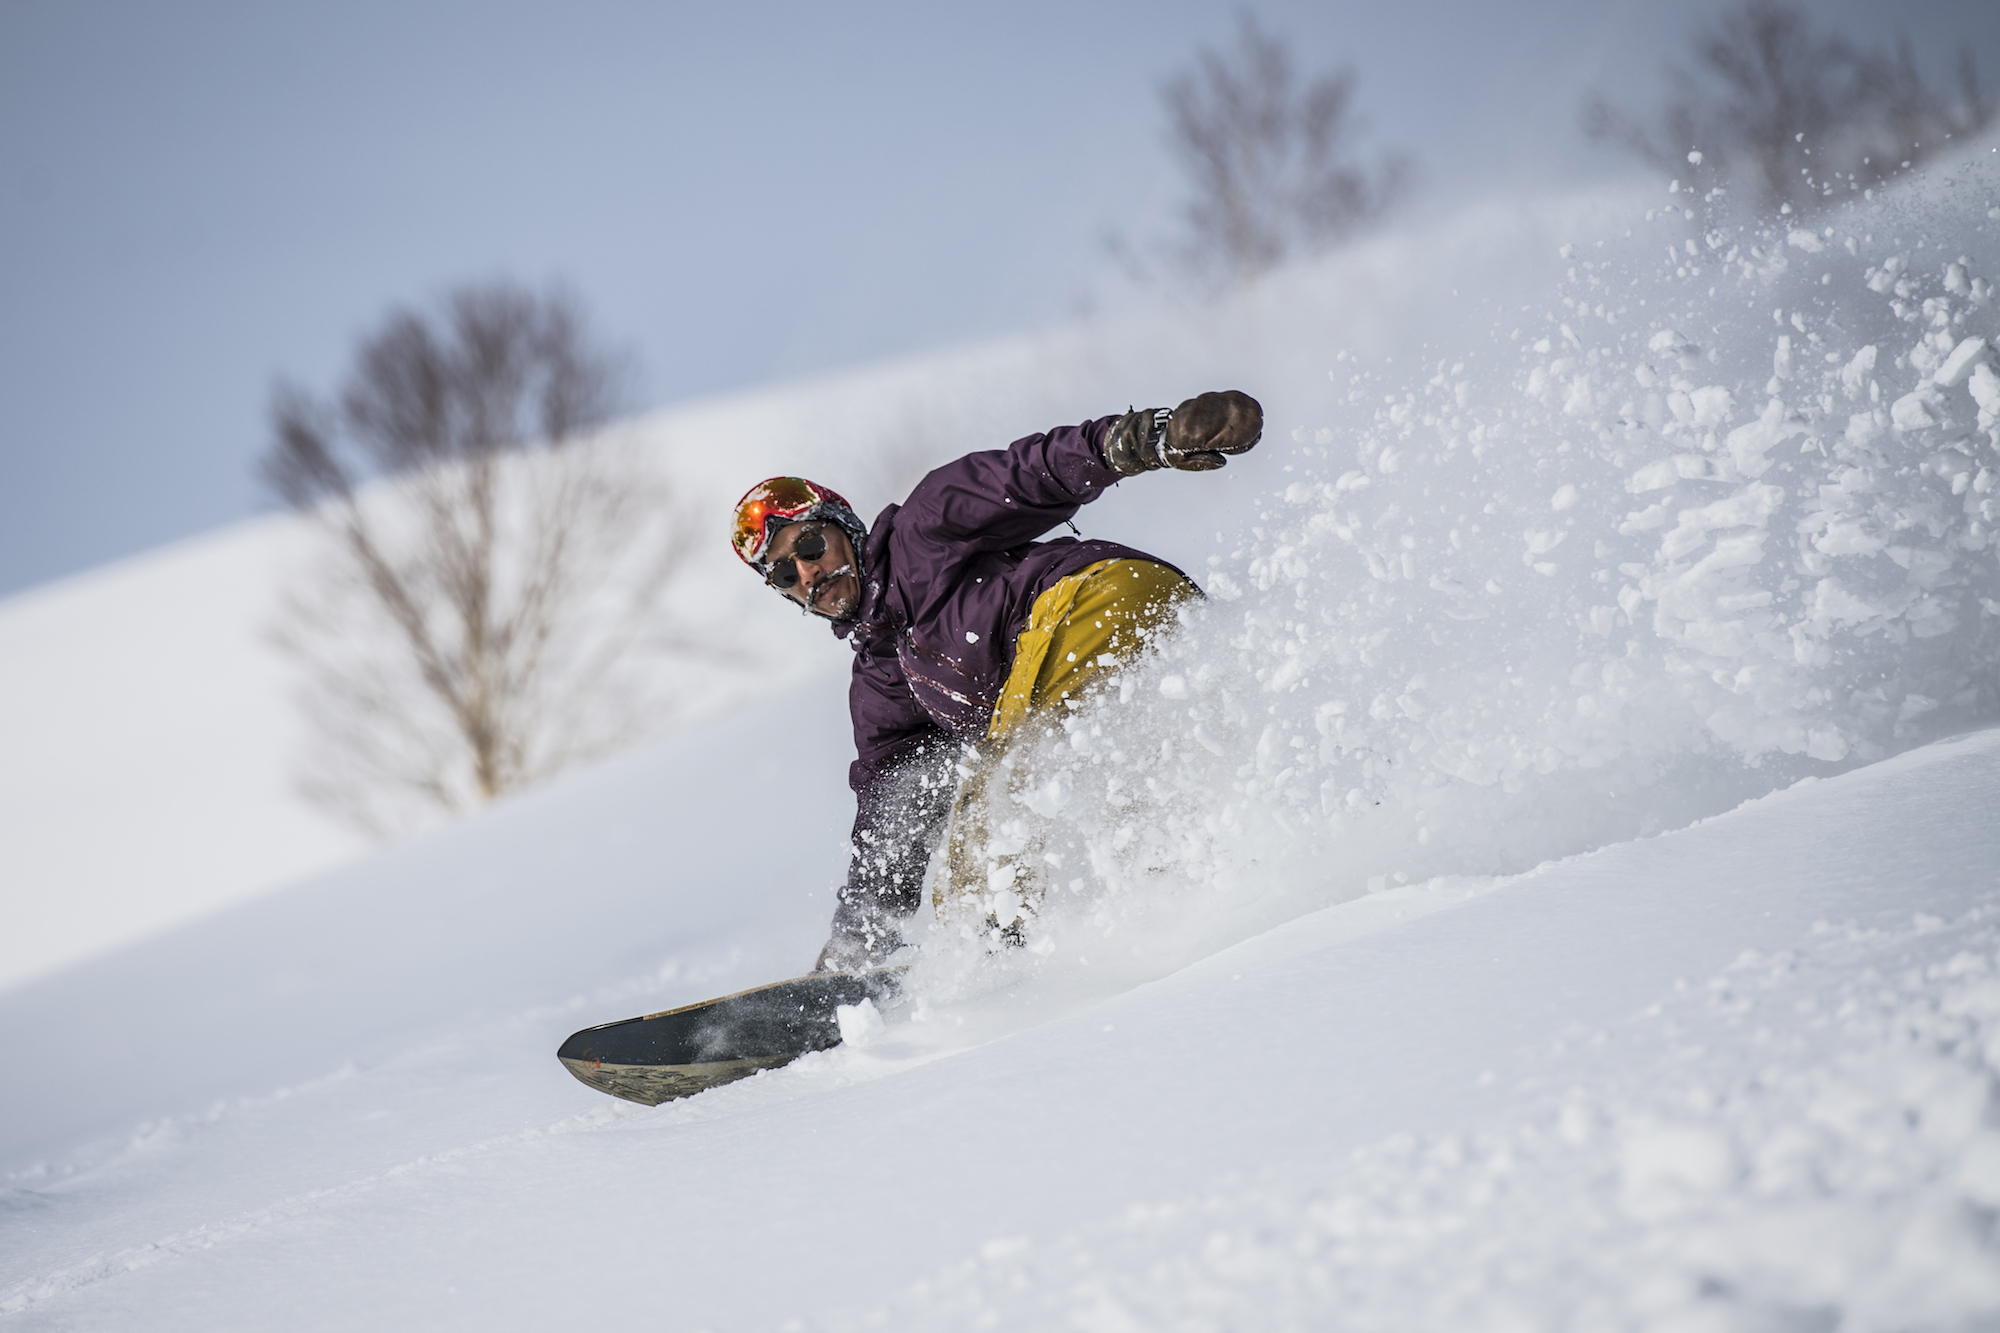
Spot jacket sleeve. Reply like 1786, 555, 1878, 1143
900, 415, 1123, 554
829, 733, 956, 960
824, 647, 956, 963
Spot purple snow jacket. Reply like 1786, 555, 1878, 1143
822, 414, 1186, 958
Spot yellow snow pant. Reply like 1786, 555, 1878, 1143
938, 558, 1199, 931
985, 558, 1201, 742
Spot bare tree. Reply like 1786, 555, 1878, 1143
1583, 0, 1991, 216
1162, 12, 1409, 283
1871, 40, 1991, 171
265, 280, 694, 836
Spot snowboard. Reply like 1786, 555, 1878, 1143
556, 967, 904, 1106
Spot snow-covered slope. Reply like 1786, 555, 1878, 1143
1, 691, 1995, 1329
5, 148, 2000, 1327
0, 518, 363, 991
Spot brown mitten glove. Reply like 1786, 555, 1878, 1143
1161, 390, 1263, 470
1102, 391, 1263, 475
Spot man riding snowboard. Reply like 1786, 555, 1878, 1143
730, 390, 1263, 970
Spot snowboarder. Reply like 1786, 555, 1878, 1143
730, 391, 1263, 970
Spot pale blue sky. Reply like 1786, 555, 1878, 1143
2, 0, 1993, 595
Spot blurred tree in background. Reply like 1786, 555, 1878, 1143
1158, 13, 1408, 284
264, 281, 696, 836
1583, 0, 1990, 216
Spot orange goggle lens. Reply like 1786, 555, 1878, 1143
731, 477, 829, 567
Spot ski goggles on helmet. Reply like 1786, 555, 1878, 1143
730, 476, 855, 570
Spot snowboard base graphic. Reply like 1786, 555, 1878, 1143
556, 968, 903, 1106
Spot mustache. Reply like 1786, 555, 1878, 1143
805, 564, 856, 608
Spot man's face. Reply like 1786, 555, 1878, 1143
765, 520, 861, 621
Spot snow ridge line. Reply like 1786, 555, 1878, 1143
0, 1100, 650, 1317
0, 993, 989, 1318
3, 942, 759, 1189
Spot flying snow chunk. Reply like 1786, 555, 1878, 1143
1814, 578, 1882, 626
1933, 337, 1989, 387
835, 998, 885, 1050
1019, 774, 1071, 818
1970, 364, 2000, 427
1689, 386, 1735, 428
1725, 400, 1806, 478
1891, 392, 1938, 432
1626, 464, 1676, 496
1841, 345, 1878, 395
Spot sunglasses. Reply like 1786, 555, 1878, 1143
765, 525, 829, 591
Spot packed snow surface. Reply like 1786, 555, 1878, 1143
1, 698, 1996, 1330
5, 151, 2000, 1326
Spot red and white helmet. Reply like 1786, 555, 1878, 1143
730, 476, 865, 571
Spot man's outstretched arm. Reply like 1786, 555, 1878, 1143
901, 415, 1121, 555
903, 390, 1264, 555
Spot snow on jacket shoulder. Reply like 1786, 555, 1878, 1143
831, 415, 1173, 790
